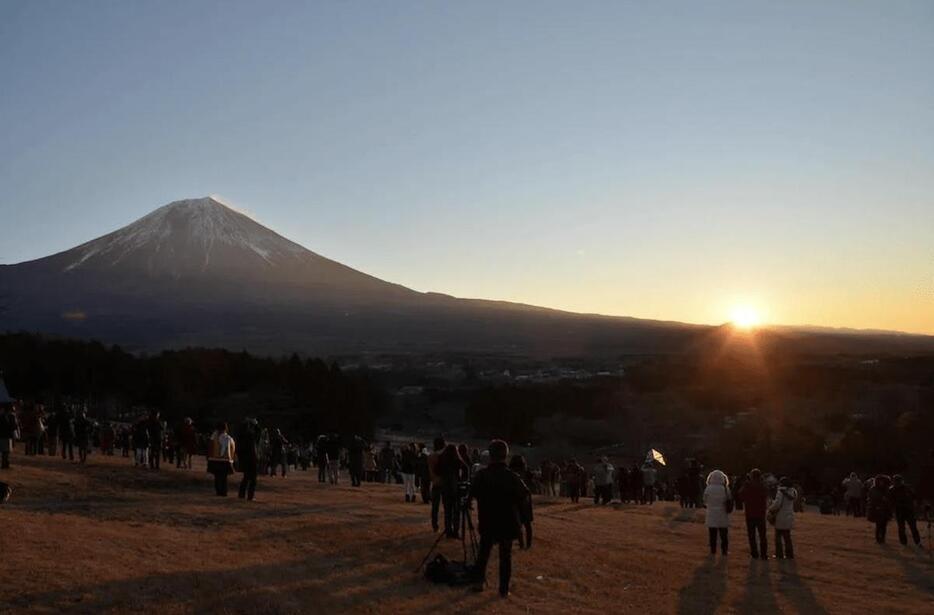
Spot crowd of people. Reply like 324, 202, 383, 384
1, 397, 931, 598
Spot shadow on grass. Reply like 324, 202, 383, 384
9, 529, 489, 614
676, 556, 727, 615
776, 560, 829, 615
737, 559, 781, 614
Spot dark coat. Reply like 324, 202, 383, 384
738, 479, 769, 519
469, 462, 531, 541
236, 425, 259, 474
0, 412, 17, 439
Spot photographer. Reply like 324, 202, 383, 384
470, 440, 531, 598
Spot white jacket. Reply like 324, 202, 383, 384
703, 483, 732, 528
769, 487, 797, 530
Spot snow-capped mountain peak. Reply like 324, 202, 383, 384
62, 196, 309, 275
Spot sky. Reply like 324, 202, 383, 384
1, 1, 932, 334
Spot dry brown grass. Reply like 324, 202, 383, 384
1, 451, 932, 614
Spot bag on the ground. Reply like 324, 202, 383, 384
424, 554, 475, 586
0, 482, 11, 505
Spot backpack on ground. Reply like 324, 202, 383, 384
424, 554, 475, 586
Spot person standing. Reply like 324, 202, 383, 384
269, 428, 289, 477
564, 459, 585, 503
236, 419, 259, 501
470, 440, 531, 598
438, 443, 468, 537
99, 422, 116, 456
400, 443, 418, 502
0, 405, 19, 470
769, 477, 797, 559
207, 422, 236, 497
703, 470, 732, 556
379, 441, 395, 484
58, 409, 76, 462
867, 474, 893, 544
642, 462, 658, 504
889, 474, 922, 547
416, 445, 431, 503
592, 457, 614, 505
737, 468, 769, 560
629, 464, 644, 504
147, 412, 164, 470
348, 436, 366, 487
132, 418, 150, 467
74, 409, 92, 464
177, 418, 196, 469
843, 472, 864, 517
428, 437, 445, 532
325, 434, 341, 484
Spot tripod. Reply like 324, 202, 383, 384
416, 488, 479, 573
925, 505, 933, 559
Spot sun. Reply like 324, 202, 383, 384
730, 305, 762, 330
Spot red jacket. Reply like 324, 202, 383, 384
739, 479, 768, 519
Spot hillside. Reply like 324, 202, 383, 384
1, 452, 932, 614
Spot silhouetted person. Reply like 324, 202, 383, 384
642, 462, 657, 504
269, 428, 289, 477
867, 474, 893, 543
592, 457, 614, 505
738, 468, 769, 559
315, 435, 329, 483
147, 412, 163, 470
428, 437, 445, 532
565, 459, 585, 503
843, 472, 864, 517
0, 405, 18, 470
58, 409, 76, 462
438, 443, 468, 537
132, 418, 150, 467
237, 419, 259, 501
349, 436, 366, 487
889, 474, 922, 547
379, 441, 395, 484
416, 445, 431, 503
74, 409, 92, 464
401, 443, 418, 502
208, 422, 236, 497
470, 440, 530, 598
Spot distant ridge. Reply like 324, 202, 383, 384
2, 197, 933, 357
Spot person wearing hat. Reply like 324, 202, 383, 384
470, 439, 531, 598
769, 477, 798, 559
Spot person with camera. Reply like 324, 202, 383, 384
470, 440, 531, 598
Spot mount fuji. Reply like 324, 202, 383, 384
1, 197, 932, 356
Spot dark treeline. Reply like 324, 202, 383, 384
0, 332, 389, 439
465, 351, 934, 490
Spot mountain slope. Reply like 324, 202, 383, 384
1, 197, 932, 357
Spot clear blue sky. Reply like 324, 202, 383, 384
2, 1, 933, 332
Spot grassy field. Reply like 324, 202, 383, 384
1, 451, 932, 614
